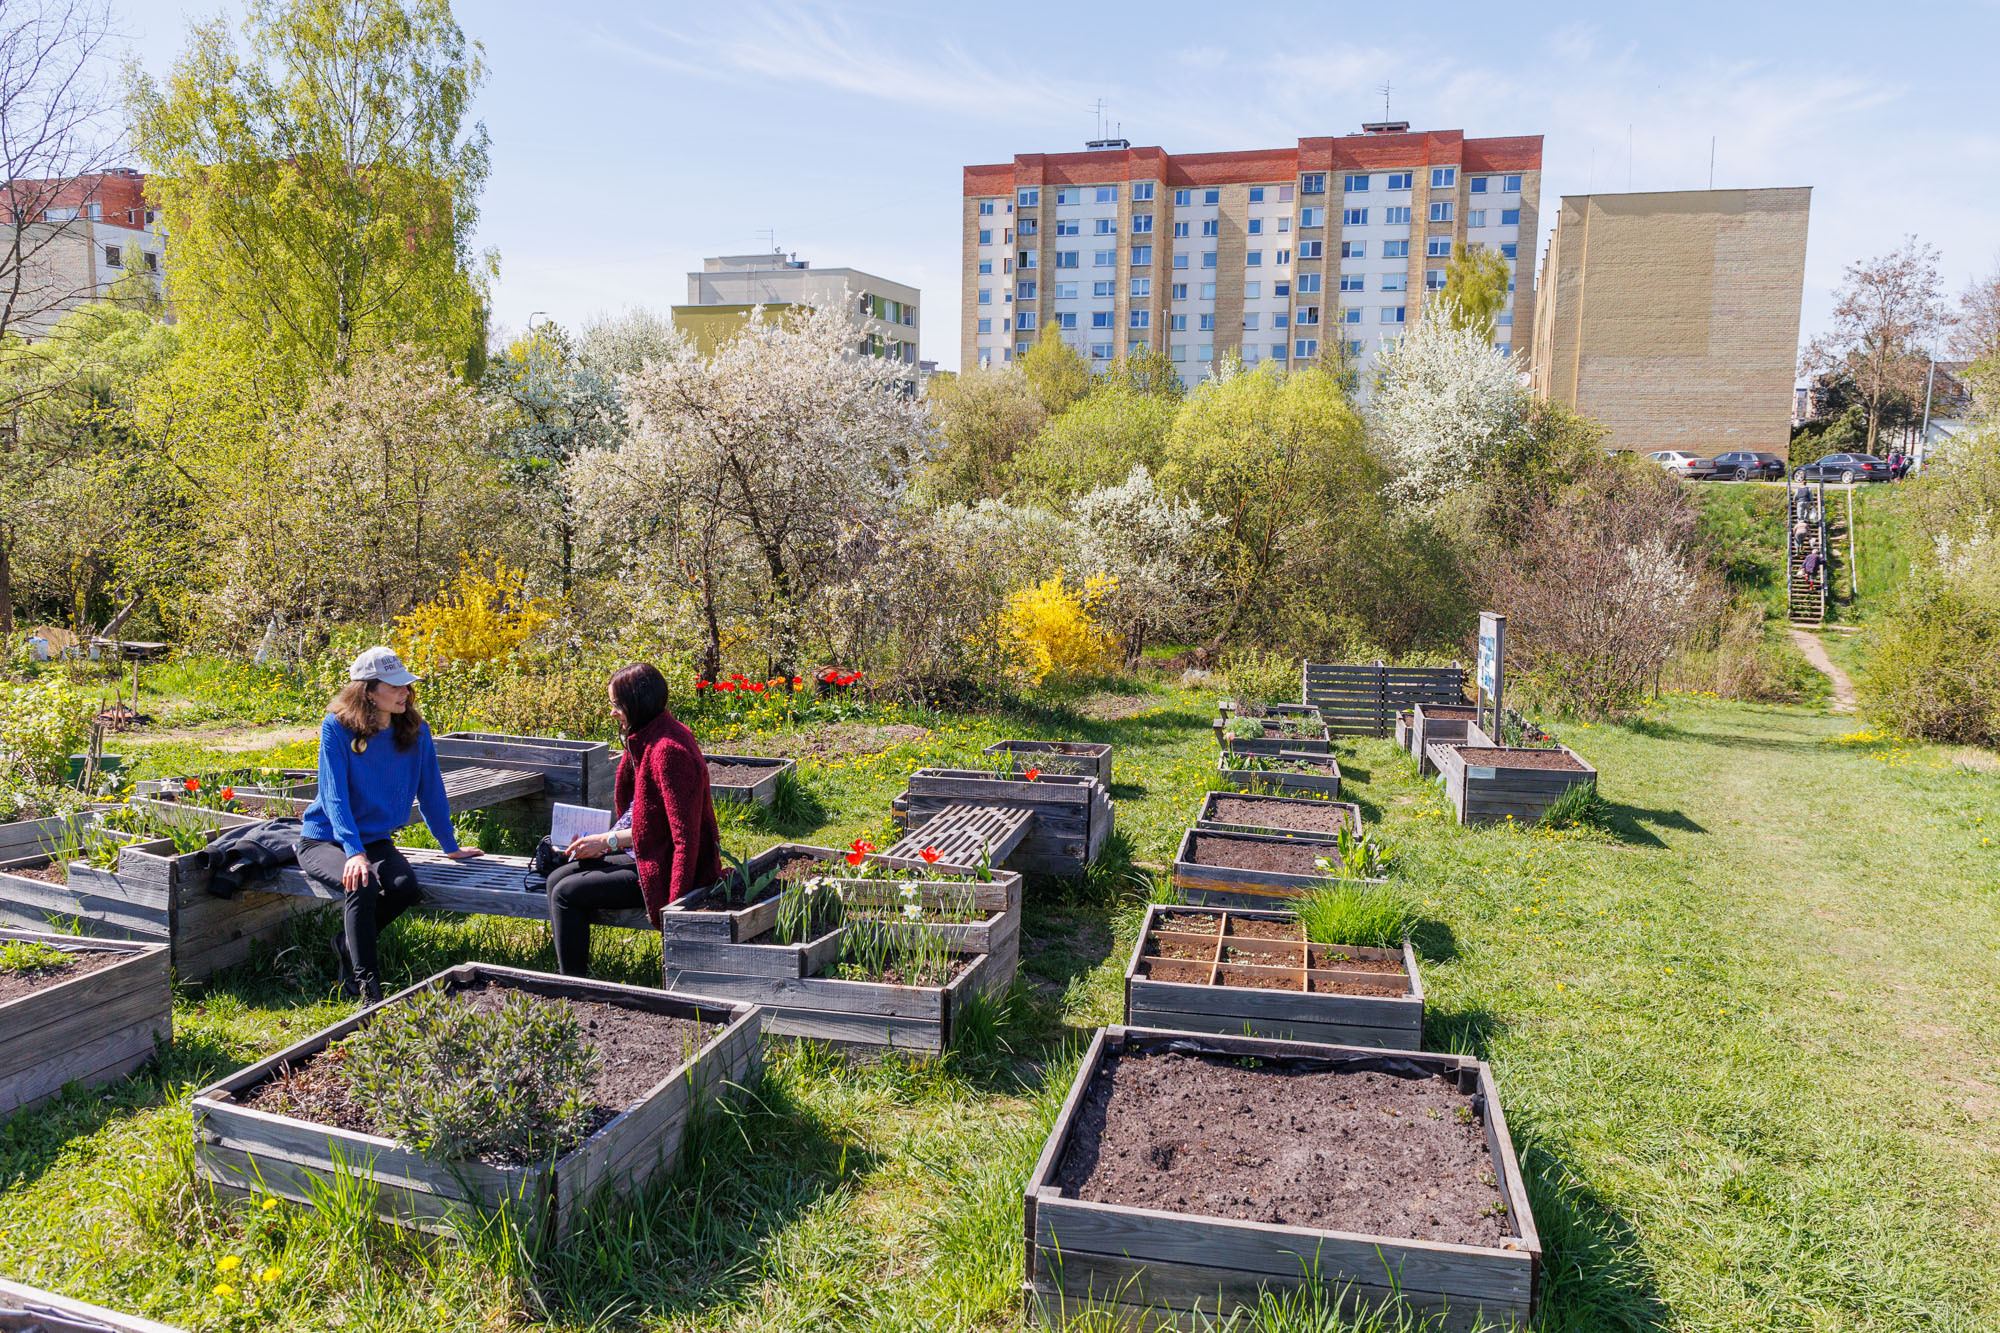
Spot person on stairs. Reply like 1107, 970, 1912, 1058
296, 647, 481, 1001
545, 662, 721, 977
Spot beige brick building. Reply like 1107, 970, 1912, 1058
962, 124, 1542, 389
1529, 188, 1811, 453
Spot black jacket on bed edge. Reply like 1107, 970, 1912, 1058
190, 818, 303, 898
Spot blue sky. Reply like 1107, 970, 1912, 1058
115, 0, 1999, 371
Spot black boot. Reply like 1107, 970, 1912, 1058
329, 931, 359, 999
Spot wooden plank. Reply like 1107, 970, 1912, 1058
1023, 1027, 1109, 1284
981, 739, 1113, 785
0, 1277, 189, 1333
704, 754, 794, 808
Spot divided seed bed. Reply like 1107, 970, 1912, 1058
191, 963, 760, 1239
703, 754, 797, 807
1193, 790, 1363, 840
1214, 750, 1342, 799
1023, 1027, 1540, 1331
981, 739, 1114, 786
1123, 903, 1421, 1048
1, 928, 172, 1118
1173, 827, 1380, 909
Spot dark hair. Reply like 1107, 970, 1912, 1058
330, 681, 425, 751
609, 663, 670, 735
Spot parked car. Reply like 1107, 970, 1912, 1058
1796, 453, 1892, 484
1710, 451, 1787, 481
1646, 450, 1718, 479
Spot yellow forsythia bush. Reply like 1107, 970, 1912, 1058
1001, 573, 1122, 684
393, 556, 554, 671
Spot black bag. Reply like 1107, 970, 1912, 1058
523, 836, 564, 894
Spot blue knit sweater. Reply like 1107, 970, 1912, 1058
299, 715, 459, 856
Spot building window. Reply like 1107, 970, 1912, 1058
1503, 174, 1522, 192
1381, 306, 1406, 324
1501, 209, 1521, 226
977, 350, 992, 367
1497, 312, 1514, 326
1340, 273, 1364, 292
1018, 311, 1038, 330
980, 200, 995, 215
1001, 317, 1011, 332
1131, 276, 1151, 297
1170, 344, 1186, 362
1174, 188, 1192, 206
1092, 310, 1114, 329
1470, 177, 1488, 194
1387, 171, 1412, 190
978, 229, 991, 245
1382, 273, 1407, 291
1343, 208, 1367, 226
1300, 207, 1323, 228
1170, 313, 1187, 331
1501, 243, 1518, 260
1174, 253, 1189, 269
1018, 188, 1039, 206
1094, 217, 1115, 235
1004, 258, 1015, 274
1280, 184, 1295, 201
1275, 248, 1291, 264
1093, 250, 1115, 267
1133, 181, 1155, 201
1431, 166, 1457, 188
1011, 342, 1026, 358
1297, 273, 1322, 293
1295, 338, 1317, 358
977, 318, 992, 334
1249, 186, 1265, 203
144, 251, 160, 273
1271, 343, 1287, 359
1096, 185, 1118, 203
1094, 281, 1116, 297
1173, 221, 1190, 238
1339, 241, 1364, 259
1301, 173, 1326, 194
1056, 251, 1079, 268
1091, 342, 1113, 359
1248, 218, 1262, 235
1001, 348, 1013, 361
1055, 282, 1078, 299
1428, 201, 1454, 222
1426, 236, 1453, 257
1425, 269, 1446, 290
1244, 281, 1261, 298
1018, 280, 1036, 299
1498, 342, 1512, 357
1204, 188, 1219, 205
1057, 312, 1077, 329
1297, 306, 1319, 325
1244, 346, 1260, 364
1056, 218, 1080, 236
1343, 173, 1370, 192
1246, 250, 1262, 266
1202, 218, 1219, 236
1274, 312, 1289, 329
1201, 282, 1217, 299
978, 260, 992, 275
1468, 209, 1487, 228
1132, 213, 1154, 234
1383, 239, 1410, 259
978, 288, 992, 305
1172, 282, 1188, 299
1274, 281, 1291, 297
1131, 244, 1153, 266
1196, 251, 1218, 270
1198, 313, 1215, 331
1244, 312, 1260, 330
1130, 310, 1150, 329
1056, 187, 1079, 205
1340, 307, 1361, 325
1197, 345, 1213, 362
1019, 217, 1038, 235
1018, 250, 1037, 268
1128, 338, 1149, 355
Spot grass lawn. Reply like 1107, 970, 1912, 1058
2, 680, 1998, 1331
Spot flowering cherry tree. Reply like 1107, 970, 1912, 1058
1369, 296, 1526, 510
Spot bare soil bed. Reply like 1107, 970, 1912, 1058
1455, 747, 1589, 771
1187, 834, 1328, 875
2, 861, 68, 885
1052, 1049, 1507, 1244
1421, 706, 1477, 718
0, 947, 125, 1003
734, 722, 931, 762
707, 761, 780, 787
241, 982, 718, 1164
1209, 797, 1351, 835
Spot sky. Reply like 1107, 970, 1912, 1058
109, 0, 2000, 372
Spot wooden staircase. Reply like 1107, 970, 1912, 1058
1787, 477, 1828, 627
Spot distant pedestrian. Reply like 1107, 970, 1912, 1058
1802, 549, 1824, 589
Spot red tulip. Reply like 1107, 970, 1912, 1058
850, 838, 876, 854
791, 676, 803, 687
220, 787, 235, 801
748, 682, 765, 693
920, 847, 940, 864
1023, 767, 1041, 782
183, 778, 199, 792
845, 849, 865, 866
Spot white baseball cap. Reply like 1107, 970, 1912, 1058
348, 646, 420, 686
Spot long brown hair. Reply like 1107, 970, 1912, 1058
330, 681, 426, 751
609, 662, 670, 736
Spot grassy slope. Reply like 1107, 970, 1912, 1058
3, 686, 1998, 1332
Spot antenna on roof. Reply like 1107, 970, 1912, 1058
1090, 97, 1106, 140
1378, 80, 1393, 119
755, 227, 778, 255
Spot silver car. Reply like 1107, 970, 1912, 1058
1646, 450, 1718, 479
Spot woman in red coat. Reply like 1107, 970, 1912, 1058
545, 662, 721, 975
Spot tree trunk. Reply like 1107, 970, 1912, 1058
0, 534, 12, 637
100, 591, 144, 639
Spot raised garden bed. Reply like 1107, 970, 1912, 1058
1433, 743, 1598, 827
1023, 1027, 1539, 1330
433, 731, 615, 820
0, 810, 100, 868
1214, 702, 1331, 756
980, 739, 1113, 786
703, 754, 796, 807
1, 928, 171, 1118
1123, 904, 1420, 1048
0, 1278, 185, 1332
1214, 750, 1341, 799
1192, 790, 1362, 839
1172, 826, 1382, 909
899, 769, 1112, 876
191, 963, 760, 1238
1410, 703, 1478, 774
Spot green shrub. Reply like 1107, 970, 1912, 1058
340, 986, 600, 1164
1219, 647, 1299, 705
0, 676, 93, 785
1294, 880, 1416, 948
1862, 576, 2000, 745
0, 777, 86, 823
467, 668, 618, 742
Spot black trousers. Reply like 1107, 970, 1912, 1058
296, 837, 422, 998
545, 853, 642, 976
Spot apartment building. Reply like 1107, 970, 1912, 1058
2, 168, 168, 339
1530, 188, 1811, 453
676, 252, 919, 366
961, 124, 1541, 386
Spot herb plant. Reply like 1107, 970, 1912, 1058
0, 939, 72, 974
1312, 826, 1393, 879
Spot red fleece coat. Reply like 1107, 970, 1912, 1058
613, 711, 721, 923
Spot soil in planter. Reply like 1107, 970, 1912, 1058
1421, 706, 1477, 719
0, 946, 127, 1003
1310, 947, 1405, 974
1215, 965, 1295, 991
1149, 934, 1215, 962
1054, 1049, 1508, 1244
1157, 913, 1220, 935
1223, 942, 1300, 966
1188, 835, 1333, 876
1228, 757, 1338, 776
1139, 960, 1212, 985
2, 859, 70, 885
242, 983, 720, 1163
1454, 747, 1588, 772
713, 854, 829, 907
1308, 974, 1407, 997
708, 761, 780, 787
1226, 918, 1302, 942
827, 955, 971, 988
1210, 797, 1352, 836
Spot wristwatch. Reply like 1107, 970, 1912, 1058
607, 829, 625, 852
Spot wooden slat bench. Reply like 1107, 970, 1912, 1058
257, 847, 652, 931
883, 803, 1033, 869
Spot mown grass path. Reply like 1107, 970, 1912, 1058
1, 689, 1995, 1332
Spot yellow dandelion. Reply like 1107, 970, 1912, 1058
260, 1196, 281, 1211
258, 1265, 283, 1284
212, 1283, 237, 1299
215, 1256, 242, 1274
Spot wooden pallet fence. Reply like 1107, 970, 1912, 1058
903, 769, 1112, 876
662, 946, 1004, 1053
1122, 904, 1421, 1048
1214, 751, 1343, 799
1192, 790, 1362, 839
1432, 744, 1598, 827
0, 1278, 187, 1332
704, 754, 795, 807
433, 732, 615, 820
192, 964, 760, 1240
1172, 826, 1359, 909
980, 740, 1113, 786
1023, 1027, 1540, 1332
1, 928, 171, 1117
1302, 661, 1465, 738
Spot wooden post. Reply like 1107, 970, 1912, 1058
1847, 486, 1858, 601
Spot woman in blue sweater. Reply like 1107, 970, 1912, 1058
297, 647, 481, 1000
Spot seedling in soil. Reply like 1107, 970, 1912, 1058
1311, 826, 1393, 880
774, 876, 844, 944
0, 939, 71, 974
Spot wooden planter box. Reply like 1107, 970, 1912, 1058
1, 928, 171, 1117
663, 946, 1003, 1053
434, 731, 616, 815
1122, 904, 1421, 1048
662, 842, 840, 943
1023, 1027, 1539, 1332
981, 740, 1113, 786
703, 754, 796, 807
903, 769, 1113, 876
1215, 713, 1333, 757
1411, 704, 1478, 776
1394, 709, 1415, 753
830, 861, 1024, 978
0, 811, 98, 868
1214, 751, 1342, 800
0, 1278, 185, 1332
1192, 790, 1362, 840
1173, 826, 1360, 909
191, 963, 761, 1239
1433, 743, 1598, 827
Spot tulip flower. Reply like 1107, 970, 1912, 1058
220, 787, 235, 801
845, 849, 865, 866
184, 778, 200, 792
920, 847, 940, 864
1023, 767, 1041, 782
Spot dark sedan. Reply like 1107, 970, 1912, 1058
1710, 451, 1787, 481
1796, 453, 1892, 484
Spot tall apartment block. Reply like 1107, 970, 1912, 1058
675, 252, 919, 366
2, 168, 168, 339
1530, 188, 1811, 453
962, 124, 1541, 385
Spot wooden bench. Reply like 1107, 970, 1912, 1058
257, 847, 652, 931
882, 803, 1033, 869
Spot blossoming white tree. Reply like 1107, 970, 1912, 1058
1369, 296, 1526, 509
1070, 465, 1220, 660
